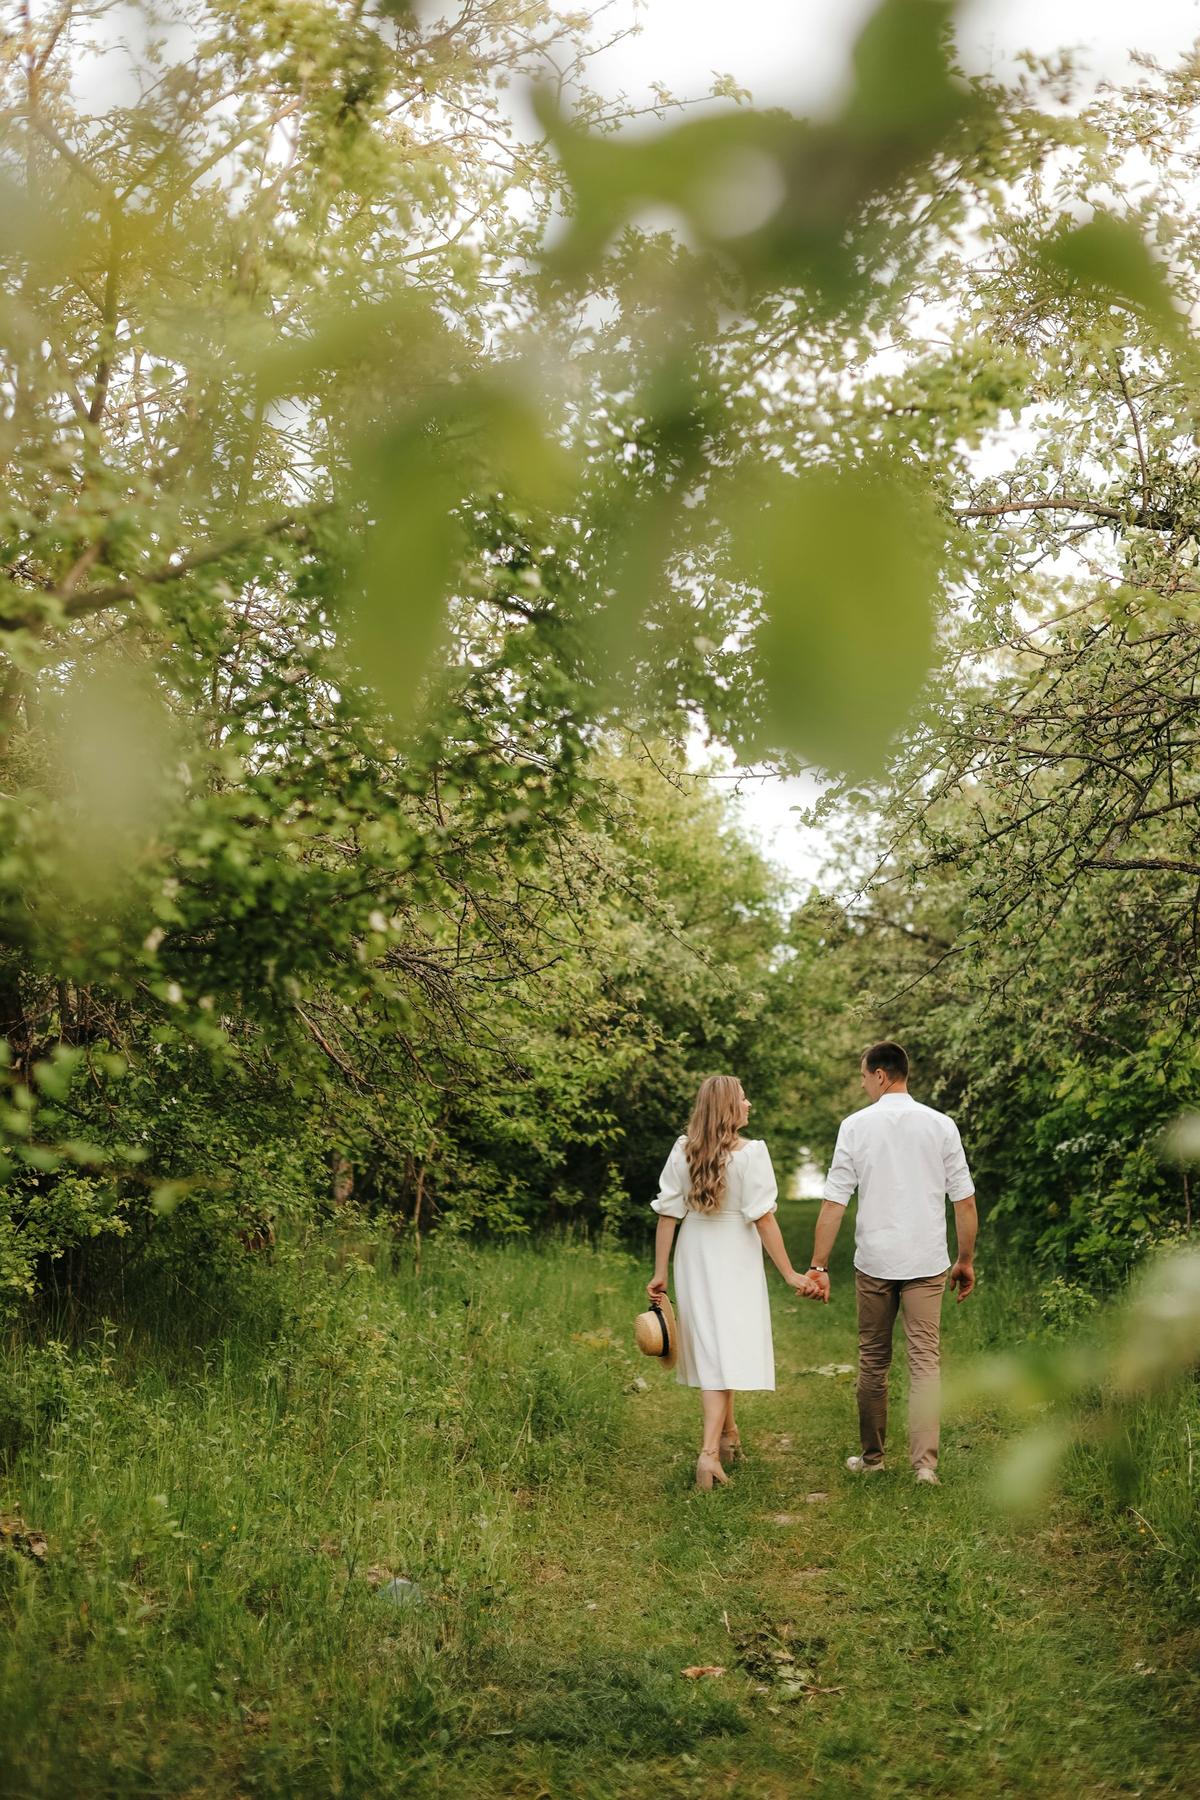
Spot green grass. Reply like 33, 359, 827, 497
1, 1206, 1198, 1797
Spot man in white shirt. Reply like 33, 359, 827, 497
804, 1041, 978, 1485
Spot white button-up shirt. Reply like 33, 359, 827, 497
823, 1092, 974, 1280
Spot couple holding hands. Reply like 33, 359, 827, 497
644, 1043, 978, 1491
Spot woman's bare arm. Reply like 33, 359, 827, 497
755, 1213, 817, 1292
647, 1215, 677, 1298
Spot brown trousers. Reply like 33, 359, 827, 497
855, 1268, 948, 1473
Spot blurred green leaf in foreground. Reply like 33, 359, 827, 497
724, 464, 942, 777
952, 1113, 1200, 1513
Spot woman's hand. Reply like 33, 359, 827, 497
647, 1275, 668, 1302
787, 1271, 819, 1298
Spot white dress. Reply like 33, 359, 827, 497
651, 1136, 779, 1390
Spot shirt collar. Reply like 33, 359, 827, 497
875, 1091, 914, 1106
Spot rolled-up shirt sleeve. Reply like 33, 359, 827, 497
651, 1137, 690, 1219
822, 1121, 858, 1206
741, 1140, 779, 1222
942, 1119, 974, 1203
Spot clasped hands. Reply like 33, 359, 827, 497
649, 1265, 971, 1305
788, 1270, 829, 1302
648, 1271, 832, 1303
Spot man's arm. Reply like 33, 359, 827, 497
807, 1200, 847, 1302
808, 1120, 856, 1301
949, 1196, 977, 1301
943, 1118, 977, 1302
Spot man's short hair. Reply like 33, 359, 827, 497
862, 1040, 909, 1081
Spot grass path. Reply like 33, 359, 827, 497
445, 1203, 1200, 1799
2, 1205, 1199, 1797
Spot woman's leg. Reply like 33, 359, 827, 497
719, 1392, 742, 1463
700, 1388, 730, 1458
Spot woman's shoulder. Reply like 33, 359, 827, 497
732, 1136, 768, 1154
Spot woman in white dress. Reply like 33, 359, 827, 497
647, 1074, 818, 1490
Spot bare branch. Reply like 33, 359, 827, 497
1112, 349, 1151, 513
952, 496, 1124, 523
1087, 856, 1200, 877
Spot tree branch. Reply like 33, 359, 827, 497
1087, 856, 1200, 877
1112, 349, 1151, 513
0, 512, 328, 633
953, 496, 1124, 522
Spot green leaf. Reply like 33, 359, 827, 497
62, 1140, 110, 1167
150, 1180, 191, 1218
1163, 1112, 1200, 1165
250, 292, 448, 404
536, 0, 977, 298
1037, 213, 1181, 336
844, 0, 962, 135
345, 413, 462, 726
13, 1145, 61, 1173
994, 1423, 1072, 1513
726, 464, 940, 776
30, 1050, 84, 1103
347, 375, 570, 725
56, 662, 178, 896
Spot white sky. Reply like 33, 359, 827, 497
576, 0, 1200, 893
586, 0, 1200, 114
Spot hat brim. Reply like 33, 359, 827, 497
635, 1294, 678, 1370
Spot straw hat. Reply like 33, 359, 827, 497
634, 1292, 678, 1370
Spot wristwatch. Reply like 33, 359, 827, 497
808, 1264, 828, 1274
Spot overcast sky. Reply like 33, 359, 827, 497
578, 0, 1200, 894
584, 0, 1200, 114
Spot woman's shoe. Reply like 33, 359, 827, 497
719, 1429, 743, 1465
695, 1453, 729, 1491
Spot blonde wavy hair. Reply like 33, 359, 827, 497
683, 1074, 746, 1214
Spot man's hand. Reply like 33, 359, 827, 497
948, 1260, 975, 1302
950, 1198, 977, 1302
807, 1270, 831, 1304
807, 1201, 844, 1302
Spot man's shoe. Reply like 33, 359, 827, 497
914, 1467, 941, 1486
845, 1455, 885, 1474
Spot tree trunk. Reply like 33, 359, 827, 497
330, 1151, 354, 1207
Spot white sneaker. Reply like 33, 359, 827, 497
915, 1468, 941, 1486
845, 1455, 885, 1474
